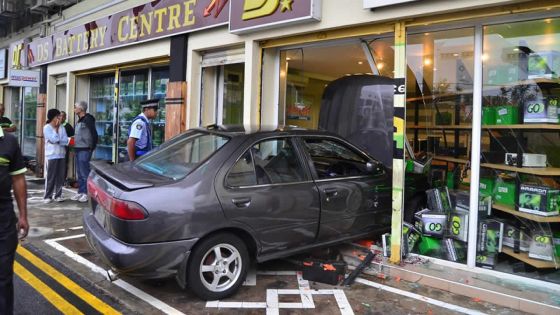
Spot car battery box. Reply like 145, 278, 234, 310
302, 259, 346, 285
518, 184, 560, 216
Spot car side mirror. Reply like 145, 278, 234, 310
366, 161, 384, 175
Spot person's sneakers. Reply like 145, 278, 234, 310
78, 194, 88, 203
54, 197, 65, 202
43, 198, 53, 204
71, 193, 82, 201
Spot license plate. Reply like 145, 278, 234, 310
94, 205, 106, 227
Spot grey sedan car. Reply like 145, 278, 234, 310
83, 125, 393, 300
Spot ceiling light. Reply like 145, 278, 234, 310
345, 73, 351, 76
286, 57, 291, 61
423, 58, 432, 66
453, 53, 459, 57
424, 32, 430, 36
377, 62, 385, 70
358, 61, 363, 65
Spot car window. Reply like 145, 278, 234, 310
302, 138, 371, 179
226, 150, 257, 187
252, 138, 306, 184
135, 133, 228, 180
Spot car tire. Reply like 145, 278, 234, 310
187, 233, 249, 300
404, 194, 426, 224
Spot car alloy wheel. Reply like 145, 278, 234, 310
188, 233, 249, 300
199, 243, 242, 293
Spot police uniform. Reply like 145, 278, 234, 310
0, 127, 26, 314
128, 99, 158, 159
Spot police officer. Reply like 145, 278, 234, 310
127, 99, 159, 161
0, 125, 29, 314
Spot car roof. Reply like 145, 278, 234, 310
194, 124, 337, 138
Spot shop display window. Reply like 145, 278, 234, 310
89, 74, 115, 161
405, 27, 475, 263
22, 87, 37, 159
479, 18, 560, 283
200, 63, 244, 126
88, 66, 169, 163
7, 87, 21, 143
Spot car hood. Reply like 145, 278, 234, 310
90, 161, 170, 191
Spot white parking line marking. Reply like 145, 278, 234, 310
355, 278, 487, 315
44, 235, 186, 315
206, 271, 351, 314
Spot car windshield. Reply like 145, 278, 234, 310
135, 132, 229, 180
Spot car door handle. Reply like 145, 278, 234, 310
323, 188, 338, 196
232, 197, 251, 208
323, 188, 338, 201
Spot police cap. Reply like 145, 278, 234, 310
141, 99, 160, 110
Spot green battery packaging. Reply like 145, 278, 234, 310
477, 219, 504, 254
444, 238, 467, 262
403, 222, 421, 255
421, 212, 448, 238
448, 209, 469, 242
518, 184, 560, 217
426, 187, 453, 213
502, 223, 530, 252
476, 253, 497, 269
529, 231, 554, 261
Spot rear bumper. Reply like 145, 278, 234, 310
83, 212, 198, 279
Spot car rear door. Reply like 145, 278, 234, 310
216, 136, 320, 254
298, 136, 392, 242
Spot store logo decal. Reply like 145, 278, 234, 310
204, 0, 229, 17
242, 0, 293, 20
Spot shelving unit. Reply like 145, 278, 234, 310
407, 124, 560, 130
501, 248, 557, 269
480, 163, 560, 176
493, 203, 560, 223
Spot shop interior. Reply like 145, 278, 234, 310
274, 16, 560, 286
75, 66, 169, 162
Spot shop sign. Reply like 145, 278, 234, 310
8, 69, 40, 87
9, 40, 28, 69
229, 0, 321, 34
0, 49, 7, 80
28, 0, 229, 67
363, 0, 418, 9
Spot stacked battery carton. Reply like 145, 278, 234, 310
411, 187, 469, 262
476, 219, 504, 269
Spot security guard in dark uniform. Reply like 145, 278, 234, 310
0, 126, 29, 314
127, 99, 159, 161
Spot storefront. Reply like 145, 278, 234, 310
23, 0, 560, 310
2, 41, 40, 166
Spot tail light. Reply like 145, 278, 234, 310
87, 177, 148, 220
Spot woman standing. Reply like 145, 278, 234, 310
43, 109, 69, 203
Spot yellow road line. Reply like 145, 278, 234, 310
17, 245, 121, 315
14, 261, 84, 315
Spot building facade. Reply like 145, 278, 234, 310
1, 0, 560, 312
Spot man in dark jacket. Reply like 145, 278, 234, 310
0, 126, 29, 314
60, 111, 75, 187
71, 101, 97, 203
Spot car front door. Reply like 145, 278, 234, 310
216, 136, 320, 254
299, 136, 392, 242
